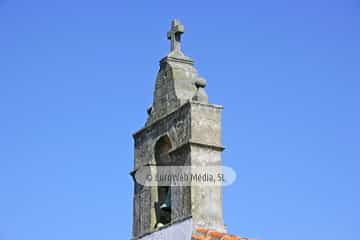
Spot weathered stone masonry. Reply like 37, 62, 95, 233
131, 20, 225, 239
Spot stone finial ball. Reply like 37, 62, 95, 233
195, 77, 207, 88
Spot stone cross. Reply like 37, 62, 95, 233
167, 19, 185, 52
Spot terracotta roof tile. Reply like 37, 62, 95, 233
192, 228, 254, 240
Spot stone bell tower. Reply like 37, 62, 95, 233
131, 20, 225, 240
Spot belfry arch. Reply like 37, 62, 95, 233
154, 135, 172, 227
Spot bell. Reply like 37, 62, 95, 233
159, 190, 171, 211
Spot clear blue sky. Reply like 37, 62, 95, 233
0, 0, 359, 239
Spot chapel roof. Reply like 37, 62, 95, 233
192, 228, 255, 240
